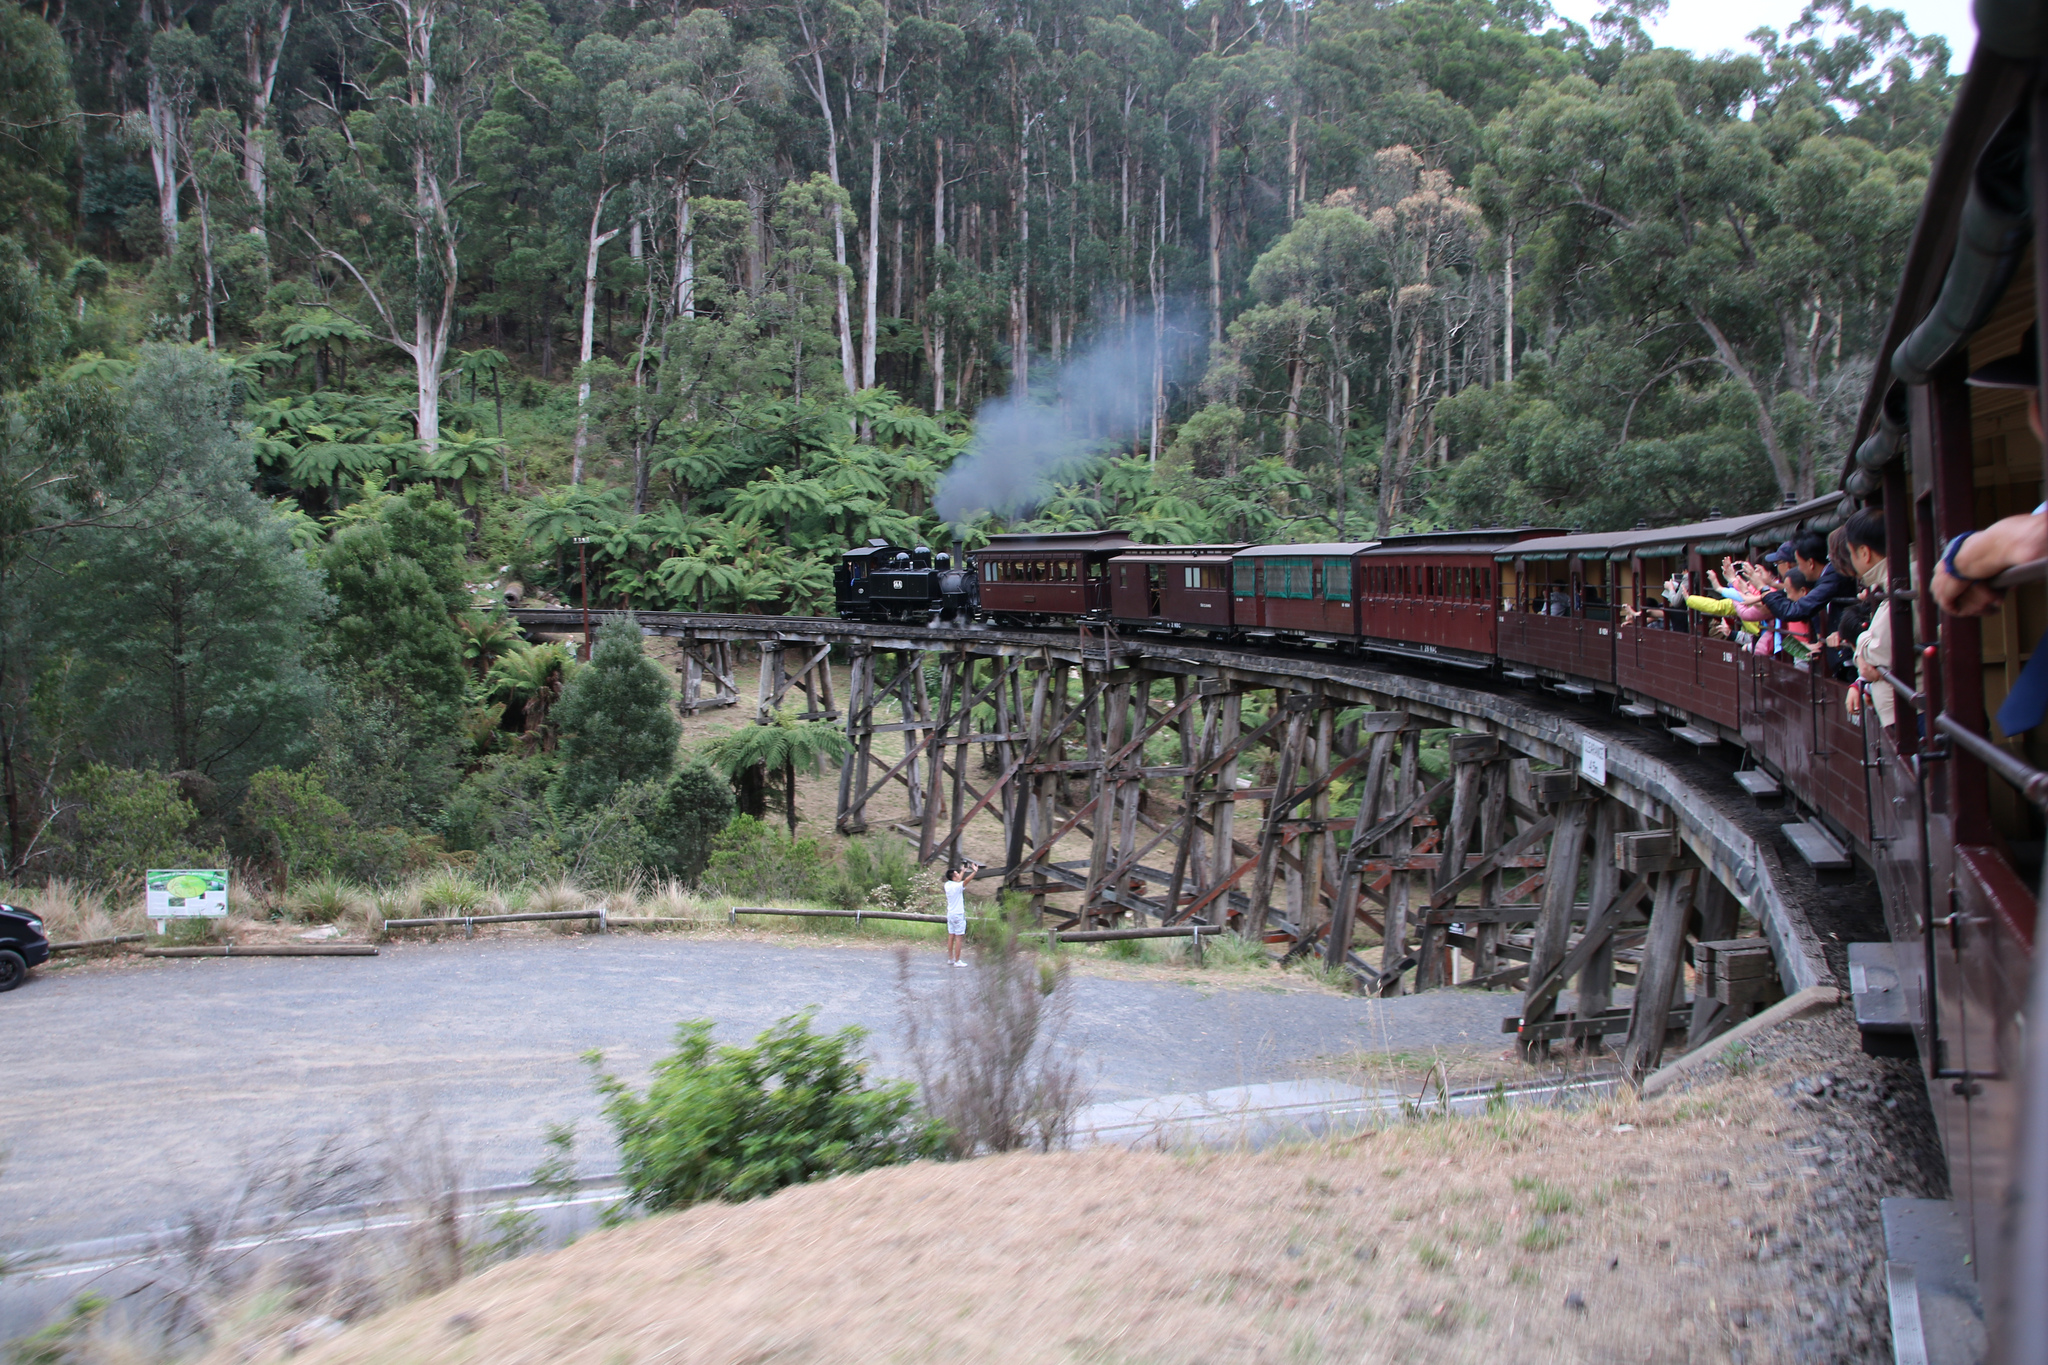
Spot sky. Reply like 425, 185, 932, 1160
1545, 0, 1977, 67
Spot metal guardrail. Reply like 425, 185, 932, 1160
1933, 713, 2048, 807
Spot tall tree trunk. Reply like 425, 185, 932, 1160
860, 19, 888, 393
573, 190, 621, 484
674, 188, 695, 316
1282, 316, 1307, 465
1208, 105, 1223, 346
802, 47, 859, 393
241, 3, 292, 230
143, 64, 181, 251
932, 136, 946, 412
1502, 231, 1515, 386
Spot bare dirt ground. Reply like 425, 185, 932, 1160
256, 1005, 1936, 1365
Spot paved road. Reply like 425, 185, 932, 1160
0, 936, 1514, 1256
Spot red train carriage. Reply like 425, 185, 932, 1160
1229, 542, 1377, 642
1107, 545, 1243, 633
1355, 529, 1555, 668
1495, 502, 1835, 700
976, 530, 1136, 623
1839, 33, 2048, 1346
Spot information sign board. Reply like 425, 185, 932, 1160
147, 869, 229, 923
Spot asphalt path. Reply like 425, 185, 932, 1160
0, 935, 1514, 1257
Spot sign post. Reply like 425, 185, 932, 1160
146, 868, 229, 936
572, 535, 592, 660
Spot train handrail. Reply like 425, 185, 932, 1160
1932, 713, 2048, 808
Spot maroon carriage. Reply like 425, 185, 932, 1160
975, 530, 1137, 623
1356, 530, 1554, 668
1106, 545, 1243, 633
1229, 542, 1377, 642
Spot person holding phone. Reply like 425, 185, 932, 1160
944, 861, 979, 966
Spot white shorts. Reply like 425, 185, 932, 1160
946, 911, 967, 936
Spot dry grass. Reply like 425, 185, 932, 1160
274, 1048, 1826, 1365
2, 878, 145, 941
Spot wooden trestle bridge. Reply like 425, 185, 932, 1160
514, 608, 1831, 1082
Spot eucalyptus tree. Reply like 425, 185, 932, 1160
1481, 41, 1930, 500
299, 0, 518, 453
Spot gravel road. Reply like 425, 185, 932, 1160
0, 936, 1516, 1256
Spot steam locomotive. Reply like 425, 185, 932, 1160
833, 539, 977, 623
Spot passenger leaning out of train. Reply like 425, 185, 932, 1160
1618, 574, 1695, 631
1933, 323, 2048, 735
1755, 530, 1853, 627
1838, 509, 1894, 728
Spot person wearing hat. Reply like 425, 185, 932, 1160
1753, 529, 1851, 625
1932, 323, 2048, 734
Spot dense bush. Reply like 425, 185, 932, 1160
700, 815, 830, 902
643, 762, 735, 885
551, 616, 679, 810
586, 1012, 946, 1214
51, 765, 201, 885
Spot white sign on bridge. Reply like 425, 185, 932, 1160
1580, 736, 1607, 787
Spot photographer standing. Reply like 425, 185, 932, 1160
944, 862, 979, 967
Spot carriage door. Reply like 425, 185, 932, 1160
1146, 564, 1164, 617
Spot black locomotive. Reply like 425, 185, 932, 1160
834, 539, 976, 623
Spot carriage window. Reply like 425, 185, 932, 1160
1184, 566, 1200, 589
1087, 559, 1103, 579
1118, 565, 1129, 588
1269, 556, 1313, 598
1324, 558, 1352, 603
1233, 559, 1255, 595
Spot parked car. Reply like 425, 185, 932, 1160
0, 902, 50, 991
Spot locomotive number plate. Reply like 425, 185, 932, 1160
1598, 628, 1609, 636
1723, 651, 1735, 663
892, 579, 904, 589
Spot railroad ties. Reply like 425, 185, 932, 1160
544, 610, 1786, 1084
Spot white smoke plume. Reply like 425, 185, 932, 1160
932, 309, 1198, 524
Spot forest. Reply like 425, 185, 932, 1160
0, 0, 1954, 887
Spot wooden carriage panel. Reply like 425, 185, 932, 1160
1808, 683, 1872, 841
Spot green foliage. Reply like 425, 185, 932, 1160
643, 762, 735, 885
827, 836, 926, 912
700, 815, 829, 903
240, 767, 351, 882
0, 8, 76, 260
320, 488, 470, 724
310, 678, 463, 832
586, 1012, 946, 1216
551, 616, 680, 809
52, 346, 329, 780
698, 707, 849, 831
54, 765, 200, 886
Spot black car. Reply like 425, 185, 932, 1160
0, 902, 49, 991
834, 539, 977, 623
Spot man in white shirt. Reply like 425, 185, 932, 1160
944, 862, 978, 966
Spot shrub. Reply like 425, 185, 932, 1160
896, 940, 1088, 1156
287, 874, 370, 924
54, 764, 200, 886
551, 616, 679, 810
700, 815, 828, 902
642, 762, 734, 884
825, 836, 924, 911
415, 870, 488, 917
586, 1012, 945, 1215
241, 766, 351, 885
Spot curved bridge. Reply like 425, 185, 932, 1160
513, 607, 1834, 1081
